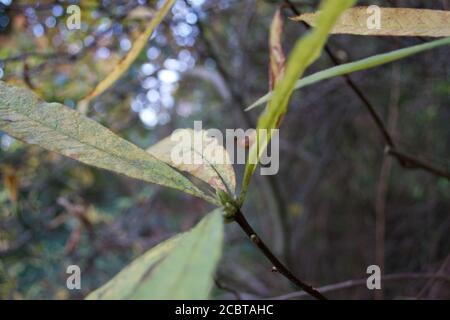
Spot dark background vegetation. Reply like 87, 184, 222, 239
0, 0, 449, 299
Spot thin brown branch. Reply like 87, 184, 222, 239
386, 147, 450, 180
417, 254, 450, 299
284, 0, 450, 181
374, 66, 400, 300
269, 272, 450, 300
234, 209, 327, 300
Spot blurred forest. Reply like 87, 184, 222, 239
0, 0, 449, 299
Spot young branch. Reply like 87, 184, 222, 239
234, 209, 327, 300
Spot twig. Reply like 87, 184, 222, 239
385, 147, 450, 180
285, 0, 396, 147
269, 272, 450, 300
374, 66, 400, 299
284, 0, 450, 181
234, 209, 327, 300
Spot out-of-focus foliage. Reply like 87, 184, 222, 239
0, 0, 449, 300
79, 0, 176, 112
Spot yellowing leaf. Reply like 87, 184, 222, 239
147, 129, 236, 194
246, 37, 450, 111
293, 7, 450, 37
86, 210, 224, 300
0, 81, 216, 204
78, 0, 176, 113
269, 8, 286, 90
240, 0, 356, 201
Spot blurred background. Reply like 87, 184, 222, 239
0, 0, 449, 299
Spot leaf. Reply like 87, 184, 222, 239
246, 37, 450, 111
269, 8, 286, 91
293, 7, 450, 37
0, 81, 216, 204
240, 0, 356, 201
86, 210, 224, 300
78, 0, 176, 113
86, 234, 181, 300
147, 129, 235, 194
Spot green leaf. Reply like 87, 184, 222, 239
246, 37, 450, 111
240, 0, 356, 201
86, 210, 224, 300
147, 128, 236, 195
269, 8, 286, 90
0, 81, 216, 204
78, 0, 176, 113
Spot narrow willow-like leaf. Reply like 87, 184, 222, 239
147, 129, 236, 194
240, 0, 356, 201
0, 81, 216, 204
78, 0, 176, 112
269, 8, 286, 90
293, 7, 450, 37
246, 37, 450, 111
86, 210, 224, 300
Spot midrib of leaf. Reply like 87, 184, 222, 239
11, 108, 155, 180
